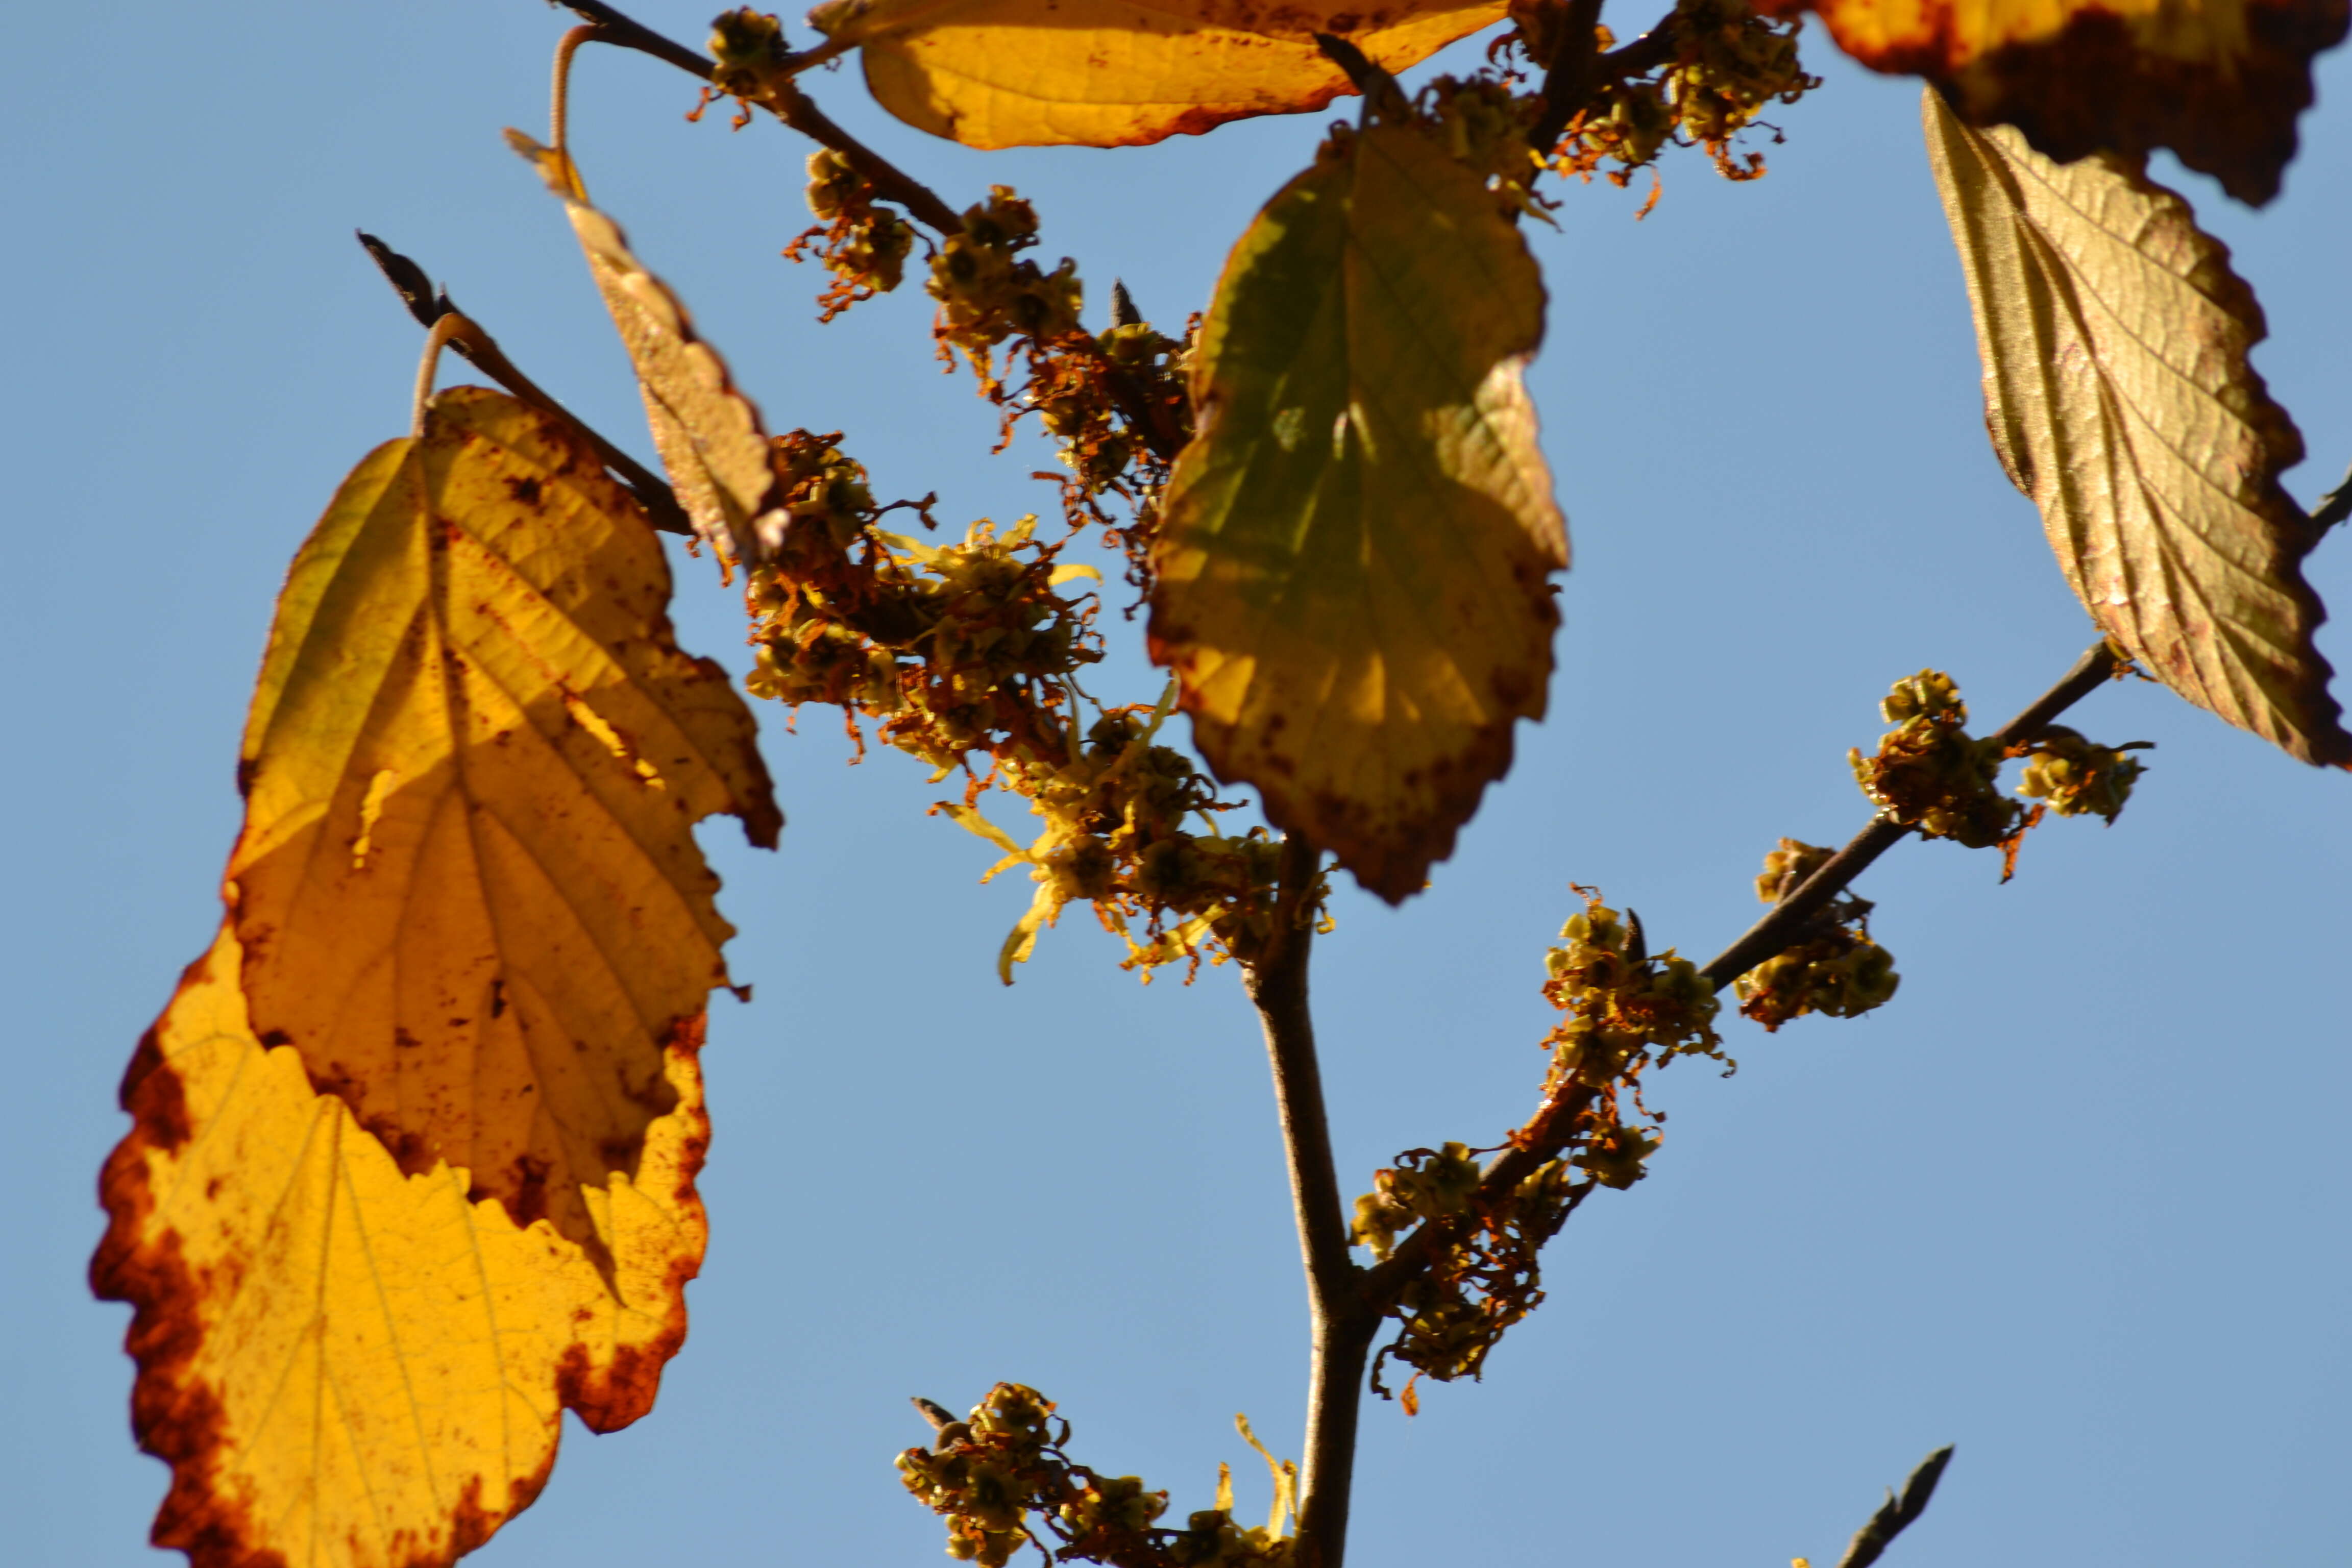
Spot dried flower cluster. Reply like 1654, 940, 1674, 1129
899, 1385, 1295, 1568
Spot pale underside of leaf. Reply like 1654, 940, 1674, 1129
229, 388, 779, 1257
1149, 124, 1566, 902
513, 132, 786, 564
823, 0, 1507, 148
1760, 0, 2347, 205
1924, 87, 2346, 765
92, 924, 707, 1568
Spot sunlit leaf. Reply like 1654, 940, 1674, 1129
1924, 87, 2348, 765
228, 387, 780, 1258
92, 924, 707, 1568
513, 131, 787, 565
1760, 0, 2347, 205
811, 0, 1508, 149
1148, 122, 1566, 903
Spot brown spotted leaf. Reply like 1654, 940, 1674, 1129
810, 0, 1508, 149
1148, 123, 1566, 902
1925, 86, 2348, 765
92, 922, 708, 1568
1758, 0, 2347, 205
513, 132, 787, 566
227, 386, 779, 1259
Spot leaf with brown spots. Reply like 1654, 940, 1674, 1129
513, 132, 788, 567
92, 922, 708, 1568
808, 0, 1508, 149
1758, 0, 2347, 205
1147, 122, 1566, 902
226, 386, 779, 1262
1924, 87, 2349, 765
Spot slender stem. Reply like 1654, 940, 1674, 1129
1243, 836, 1370, 1568
2313, 458, 2351, 535
555, 0, 966, 235
1527, 0, 1606, 152
546, 1, 1188, 466
1697, 641, 2120, 988
1600, 14, 1681, 80
359, 233, 694, 535
1362, 638, 2127, 1313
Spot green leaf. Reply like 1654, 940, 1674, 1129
1148, 122, 1567, 902
1925, 88, 2348, 767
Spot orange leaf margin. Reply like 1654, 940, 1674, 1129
93, 924, 709, 1567
1758, 0, 2349, 205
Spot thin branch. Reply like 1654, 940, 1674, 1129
1360, 638, 2126, 1314
357, 232, 694, 535
2312, 457, 2351, 536
555, 0, 966, 234
1834, 1446, 1955, 1568
544, 2, 1189, 465
1527, 0, 1606, 152
1244, 837, 1371, 1568
1599, 10, 1682, 82
1313, 34, 1410, 123
1697, 640, 2121, 990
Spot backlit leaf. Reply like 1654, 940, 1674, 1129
1924, 87, 2348, 765
92, 923, 707, 1568
514, 131, 787, 565
1147, 122, 1566, 902
1759, 0, 2348, 205
811, 0, 1508, 149
228, 387, 780, 1259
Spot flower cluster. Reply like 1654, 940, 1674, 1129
2016, 726, 2150, 823
698, 8, 794, 129
742, 431, 1299, 980
783, 148, 917, 320
922, 186, 1191, 581
1539, 0, 1819, 214
897, 1385, 1294, 1568
1850, 670, 2027, 852
1732, 838, 1900, 1032
1422, 75, 1551, 218
1357, 894, 1723, 1402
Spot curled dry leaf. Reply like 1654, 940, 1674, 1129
227, 387, 779, 1261
92, 924, 708, 1568
1149, 122, 1566, 903
810, 0, 1507, 149
512, 131, 787, 566
1758, 0, 2347, 206
1924, 87, 2348, 766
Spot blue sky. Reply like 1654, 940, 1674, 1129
4, 4, 2348, 1564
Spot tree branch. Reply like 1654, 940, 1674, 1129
1833, 1445, 1955, 1568
1697, 639, 2121, 989
542, 4, 1186, 464
1244, 837, 1371, 1568
1600, 12, 1682, 81
554, 0, 966, 235
1527, 0, 1606, 152
2311, 457, 2351, 536
1359, 638, 2126, 1315
358, 231, 694, 535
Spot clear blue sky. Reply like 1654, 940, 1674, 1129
4, 4, 2348, 1564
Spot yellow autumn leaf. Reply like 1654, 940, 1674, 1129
227, 386, 780, 1260
513, 131, 788, 566
1757, 0, 2346, 205
92, 923, 707, 1568
810, 0, 1508, 149
1924, 88, 2349, 766
1148, 121, 1566, 903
